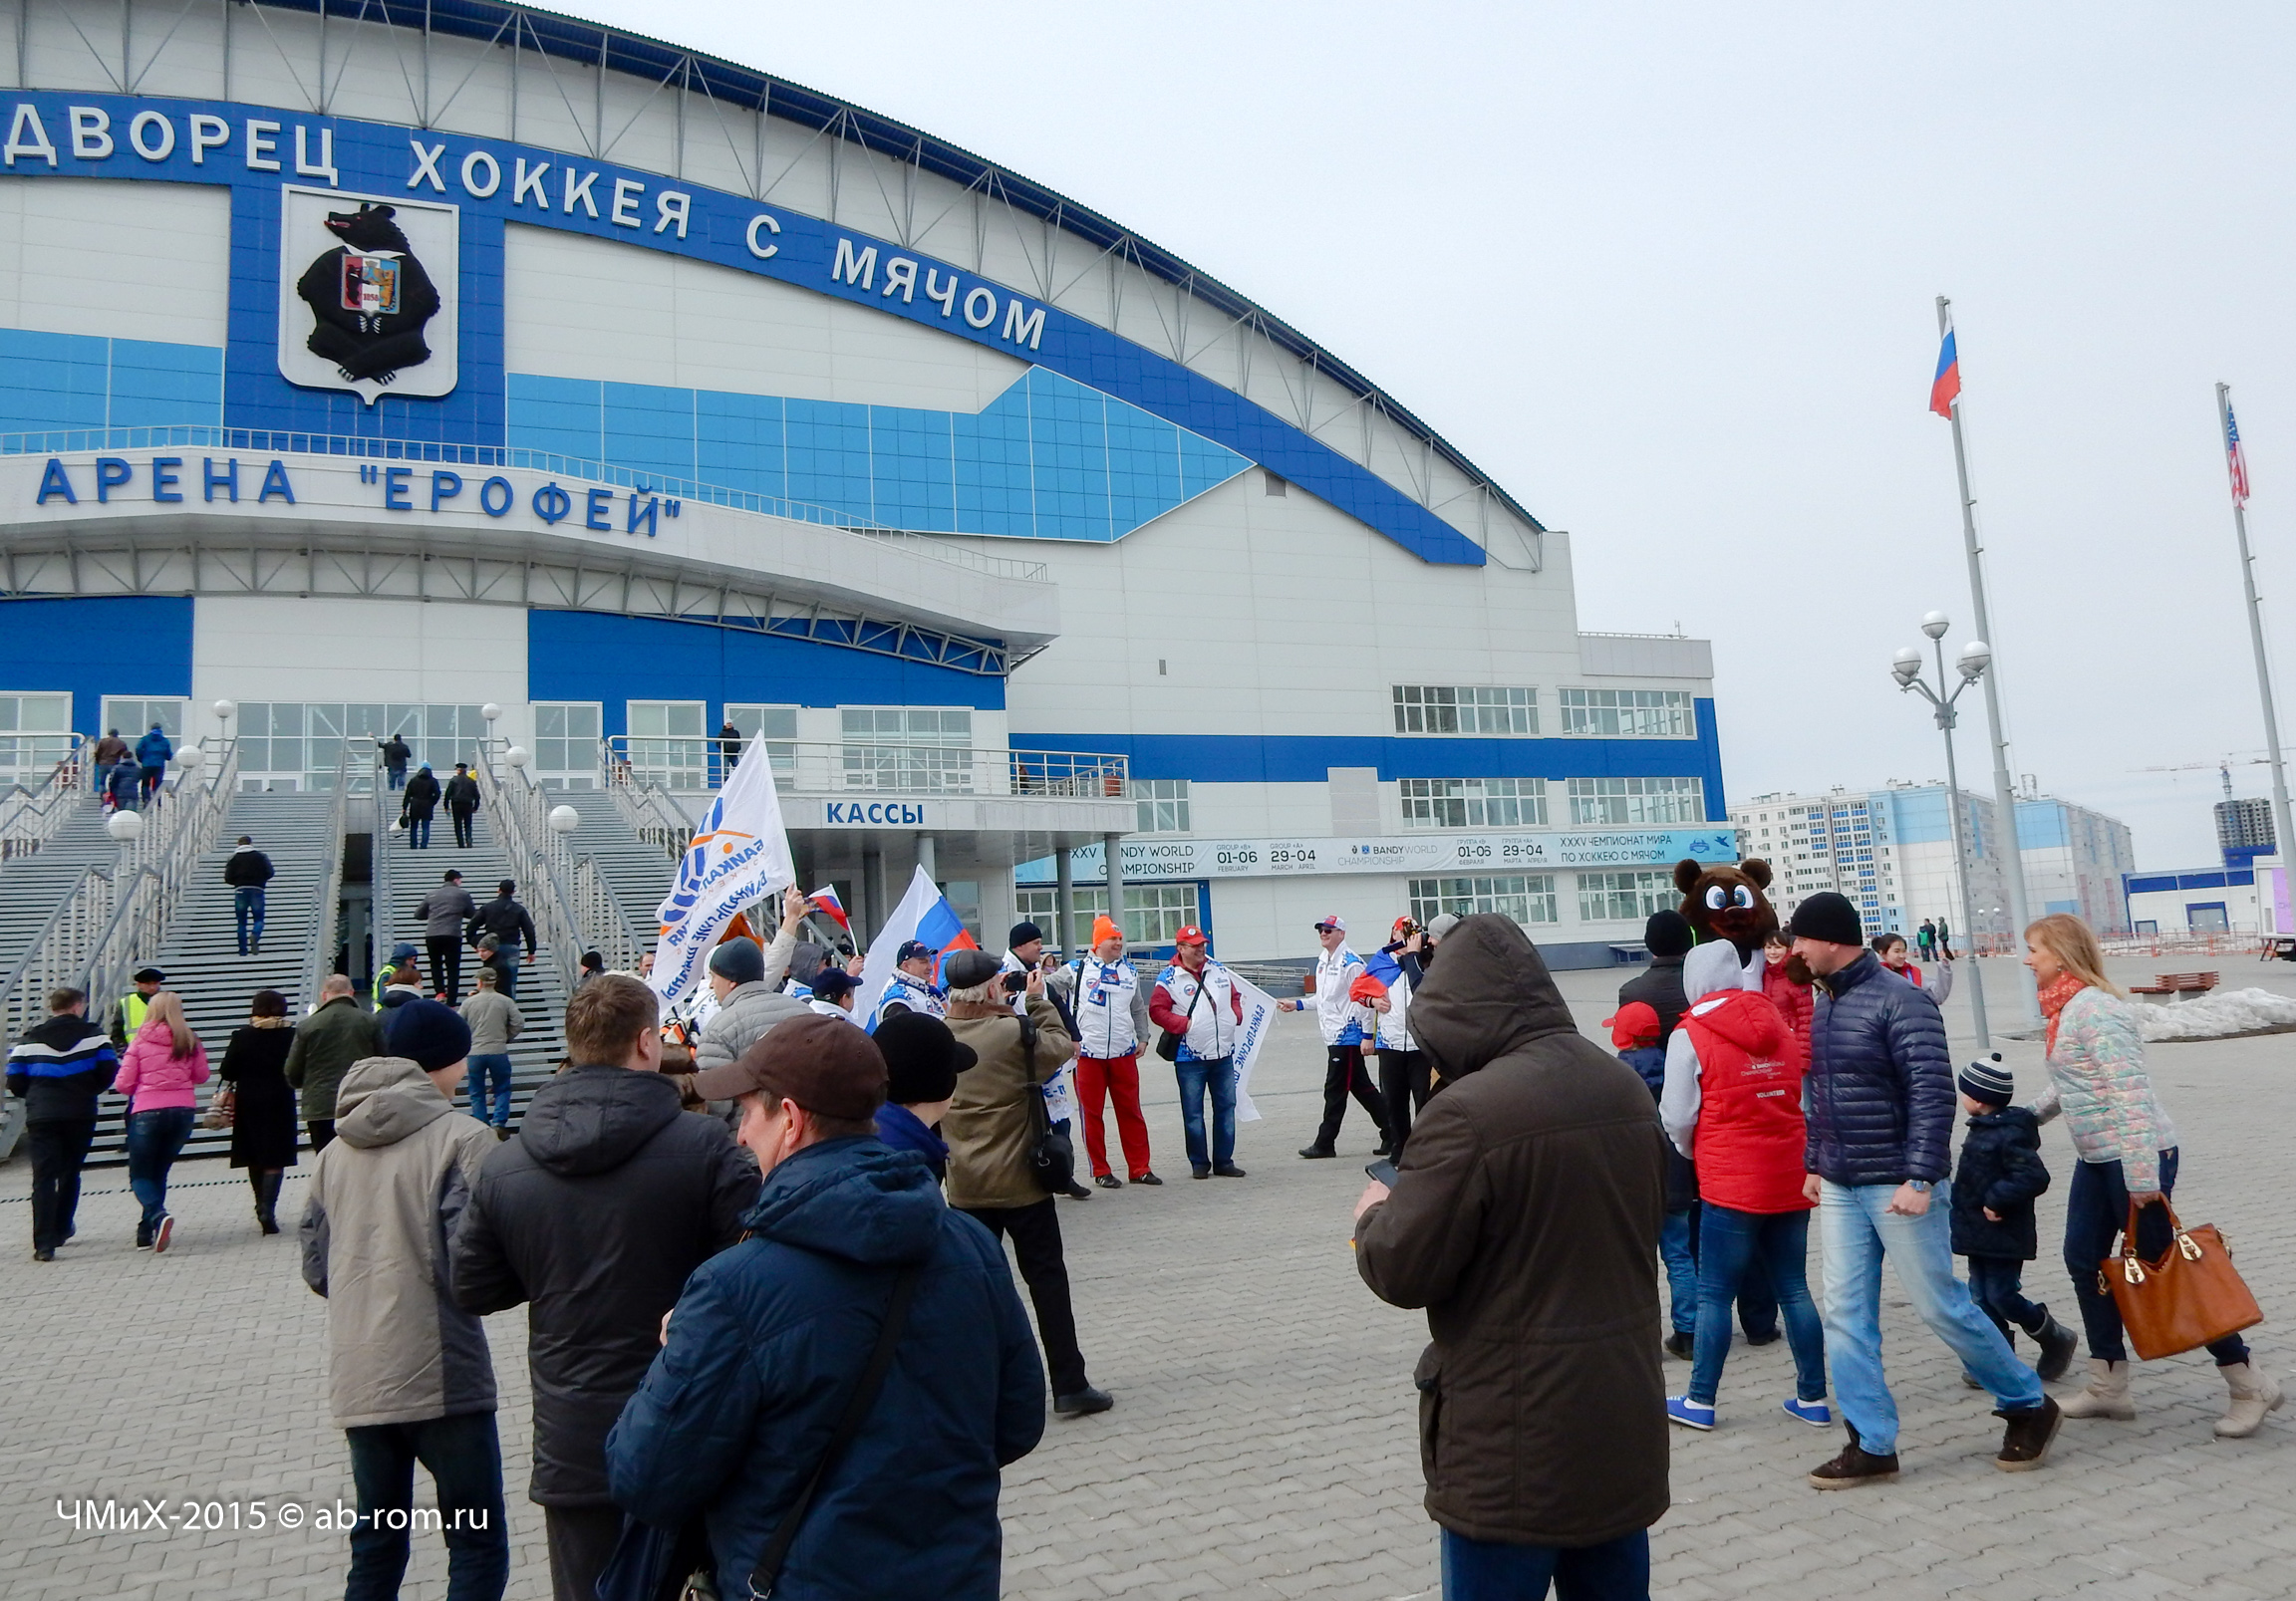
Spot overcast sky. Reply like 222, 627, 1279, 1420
583, 0, 2296, 866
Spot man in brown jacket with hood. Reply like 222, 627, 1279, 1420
1354, 915, 1669, 1600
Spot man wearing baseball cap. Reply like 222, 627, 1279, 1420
1148, 927, 1248, 1180
1279, 915, 1391, 1160
878, 938, 948, 1021
609, 1014, 1046, 1597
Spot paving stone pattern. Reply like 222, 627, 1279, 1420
4, 953, 2290, 1598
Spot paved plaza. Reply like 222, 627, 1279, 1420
6, 953, 2293, 1599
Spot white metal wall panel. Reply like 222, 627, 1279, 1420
503, 223, 1028, 409
0, 177, 230, 347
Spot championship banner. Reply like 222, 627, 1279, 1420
1228, 971, 1283, 1124
648, 750, 796, 1007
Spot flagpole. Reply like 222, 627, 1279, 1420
1936, 296, 2041, 1024
2217, 382, 2296, 903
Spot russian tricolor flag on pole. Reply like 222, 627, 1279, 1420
805, 885, 851, 930
855, 866, 981, 1029
1929, 315, 1962, 417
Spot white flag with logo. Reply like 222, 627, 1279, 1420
647, 750, 796, 1007
1228, 972, 1283, 1124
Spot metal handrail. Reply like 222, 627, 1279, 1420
296, 750, 354, 1011
572, 855, 650, 973
373, 755, 400, 989
475, 754, 585, 993
79, 866, 172, 1035
0, 865, 114, 1042
598, 741, 697, 857
600, 735, 1130, 799
0, 734, 89, 862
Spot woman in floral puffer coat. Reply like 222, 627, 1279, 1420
2026, 914, 2280, 1438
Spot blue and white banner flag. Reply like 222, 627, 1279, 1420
1228, 972, 1282, 1124
648, 751, 796, 1007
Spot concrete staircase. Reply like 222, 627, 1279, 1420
86, 791, 337, 1165
374, 807, 571, 1129
0, 796, 120, 979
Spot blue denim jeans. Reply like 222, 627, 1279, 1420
343, 1411, 508, 1601
234, 886, 266, 953
1441, 1526, 1649, 1601
1688, 1204, 1827, 1406
465, 1054, 514, 1129
1659, 1211, 1698, 1334
1820, 1179, 2043, 1455
1173, 1054, 1237, 1169
125, 1107, 194, 1232
1966, 1255, 2047, 1344
407, 816, 430, 849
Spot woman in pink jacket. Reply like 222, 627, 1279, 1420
114, 990, 209, 1251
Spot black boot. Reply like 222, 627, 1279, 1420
2029, 1311, 2079, 1384
256, 1173, 282, 1235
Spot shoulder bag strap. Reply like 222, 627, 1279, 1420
745, 1261, 927, 1599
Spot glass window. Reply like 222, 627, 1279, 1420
1014, 884, 1201, 952
1565, 776, 1707, 826
723, 703, 798, 781
628, 700, 709, 788
1399, 777, 1549, 829
1392, 684, 1537, 735
1131, 778, 1191, 834
1577, 870, 1676, 923
838, 706, 975, 794
534, 702, 602, 788
0, 691, 73, 780
100, 698, 185, 744
1408, 875, 1559, 926
1558, 688, 1696, 738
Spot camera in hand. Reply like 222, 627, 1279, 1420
1002, 969, 1029, 994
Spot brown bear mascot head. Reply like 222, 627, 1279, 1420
1673, 856, 1780, 964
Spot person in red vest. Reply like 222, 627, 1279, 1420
1657, 941, 1831, 1433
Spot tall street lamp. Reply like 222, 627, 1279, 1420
1893, 611, 1995, 1050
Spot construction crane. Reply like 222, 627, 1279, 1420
2135, 753, 2274, 798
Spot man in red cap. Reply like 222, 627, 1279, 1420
1148, 927, 1248, 1180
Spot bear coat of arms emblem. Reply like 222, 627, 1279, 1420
295, 202, 441, 386
277, 186, 458, 405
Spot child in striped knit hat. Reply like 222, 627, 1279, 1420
1950, 1054, 2079, 1384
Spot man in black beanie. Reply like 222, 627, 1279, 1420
1616, 909, 1696, 1045
1790, 892, 2059, 1488
873, 1012, 978, 1181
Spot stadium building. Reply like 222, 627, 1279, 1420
0, 0, 1729, 965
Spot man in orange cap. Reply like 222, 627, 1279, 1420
1048, 916, 1159, 1188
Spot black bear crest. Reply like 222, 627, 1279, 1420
295, 203, 441, 388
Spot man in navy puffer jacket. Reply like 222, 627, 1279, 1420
607, 1015, 1044, 1599
1789, 894, 2060, 1489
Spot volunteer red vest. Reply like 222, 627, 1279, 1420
1683, 989, 1810, 1213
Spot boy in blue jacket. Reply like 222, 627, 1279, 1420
1951, 1056, 2078, 1382
1609, 1001, 1697, 1356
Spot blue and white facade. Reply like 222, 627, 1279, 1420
0, 0, 1727, 963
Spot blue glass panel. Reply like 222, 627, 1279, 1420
603, 381, 697, 481
507, 374, 604, 461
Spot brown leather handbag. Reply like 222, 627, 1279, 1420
2101, 1200, 2263, 1361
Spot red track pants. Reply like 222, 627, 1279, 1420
1074, 1052, 1153, 1180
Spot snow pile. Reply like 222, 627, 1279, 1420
2136, 986, 2296, 1041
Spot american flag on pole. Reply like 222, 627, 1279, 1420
2227, 401, 2252, 509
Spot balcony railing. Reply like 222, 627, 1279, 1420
599, 736, 1127, 800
